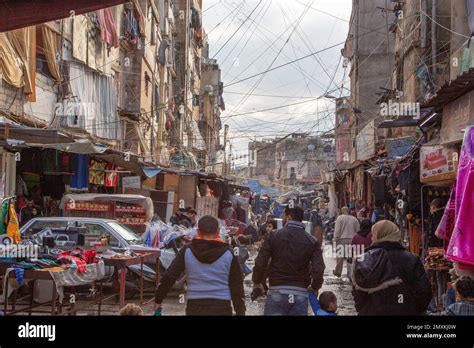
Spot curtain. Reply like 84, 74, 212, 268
0, 33, 24, 88
7, 26, 36, 101
41, 26, 61, 81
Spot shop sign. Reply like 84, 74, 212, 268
356, 120, 375, 161
122, 176, 141, 189
420, 144, 459, 183
441, 90, 474, 144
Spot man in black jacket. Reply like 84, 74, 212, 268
252, 206, 325, 316
352, 220, 432, 315
154, 215, 245, 316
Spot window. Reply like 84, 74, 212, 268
108, 222, 143, 245
26, 220, 68, 234
85, 223, 121, 247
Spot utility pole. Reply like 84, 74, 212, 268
157, 52, 166, 160
223, 124, 229, 175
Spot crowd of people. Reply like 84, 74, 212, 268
116, 199, 474, 317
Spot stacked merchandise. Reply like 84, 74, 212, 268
424, 247, 453, 271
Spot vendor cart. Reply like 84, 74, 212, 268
61, 194, 154, 234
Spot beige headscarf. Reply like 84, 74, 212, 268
371, 220, 402, 245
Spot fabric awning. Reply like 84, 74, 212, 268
0, 0, 129, 32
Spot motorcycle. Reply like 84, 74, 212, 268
323, 217, 336, 244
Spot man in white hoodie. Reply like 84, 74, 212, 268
333, 206, 360, 278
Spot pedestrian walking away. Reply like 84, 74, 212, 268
252, 205, 325, 316
154, 215, 246, 316
352, 220, 432, 315
333, 206, 360, 278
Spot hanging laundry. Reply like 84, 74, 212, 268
96, 7, 119, 48
446, 126, 474, 266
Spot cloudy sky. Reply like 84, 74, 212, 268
202, 0, 352, 166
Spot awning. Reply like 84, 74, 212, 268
422, 69, 474, 109
378, 108, 436, 129
0, 0, 129, 32
25, 139, 108, 154
0, 123, 72, 145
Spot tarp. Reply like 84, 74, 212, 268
25, 139, 108, 154
142, 167, 162, 178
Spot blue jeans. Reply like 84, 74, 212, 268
264, 291, 308, 316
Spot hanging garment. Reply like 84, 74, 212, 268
41, 149, 61, 174
89, 159, 106, 185
96, 8, 119, 48
70, 154, 89, 191
446, 126, 474, 265
6, 202, 21, 244
0, 201, 8, 234
104, 163, 118, 187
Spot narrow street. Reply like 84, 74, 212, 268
150, 252, 355, 316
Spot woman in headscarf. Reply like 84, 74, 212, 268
351, 219, 373, 249
351, 220, 432, 315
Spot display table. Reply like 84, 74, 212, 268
2, 262, 105, 316
101, 250, 161, 308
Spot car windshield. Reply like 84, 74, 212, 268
108, 222, 143, 245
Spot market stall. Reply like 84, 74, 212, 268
61, 193, 154, 233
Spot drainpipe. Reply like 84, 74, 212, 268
431, 0, 437, 78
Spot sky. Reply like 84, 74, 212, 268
202, 0, 352, 167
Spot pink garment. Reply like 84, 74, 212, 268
96, 8, 119, 48
446, 126, 474, 266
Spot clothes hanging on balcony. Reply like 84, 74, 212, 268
96, 7, 119, 49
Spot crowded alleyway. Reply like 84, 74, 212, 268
141, 252, 355, 316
